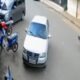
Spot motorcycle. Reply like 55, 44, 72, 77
0, 32, 18, 54
0, 20, 13, 36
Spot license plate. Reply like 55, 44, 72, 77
29, 58, 36, 64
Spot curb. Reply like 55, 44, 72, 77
41, 0, 64, 12
62, 12, 80, 29
41, 0, 80, 29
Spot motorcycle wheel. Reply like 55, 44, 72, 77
6, 26, 12, 36
12, 43, 18, 52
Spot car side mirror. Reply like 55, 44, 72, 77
48, 34, 51, 38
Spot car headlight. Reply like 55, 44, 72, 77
39, 53, 46, 58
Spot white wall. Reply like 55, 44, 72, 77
67, 0, 77, 17
40, 0, 64, 12
77, 0, 80, 19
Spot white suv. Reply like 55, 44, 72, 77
22, 15, 51, 67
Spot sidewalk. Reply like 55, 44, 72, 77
62, 12, 80, 28
41, 0, 80, 28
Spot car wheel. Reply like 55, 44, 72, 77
23, 60, 25, 65
42, 63, 46, 68
21, 13, 25, 21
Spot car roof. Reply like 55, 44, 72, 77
32, 15, 47, 25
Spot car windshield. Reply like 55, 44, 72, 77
27, 22, 48, 39
1, 3, 7, 10
0, 0, 14, 10
0, 0, 7, 10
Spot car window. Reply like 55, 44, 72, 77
1, 3, 7, 10
27, 22, 48, 39
12, 1, 17, 9
0, 0, 7, 10
0, 0, 14, 10
17, 0, 22, 5
0, 0, 2, 8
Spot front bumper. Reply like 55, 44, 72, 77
22, 53, 47, 67
23, 57, 46, 67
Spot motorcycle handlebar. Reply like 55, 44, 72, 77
6, 20, 14, 25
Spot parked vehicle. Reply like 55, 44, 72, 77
22, 15, 51, 67
0, 20, 13, 36
0, 32, 18, 54
0, 0, 25, 22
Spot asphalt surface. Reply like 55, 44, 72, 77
0, 0, 80, 80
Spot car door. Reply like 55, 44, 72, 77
11, 0, 19, 22
16, 0, 23, 20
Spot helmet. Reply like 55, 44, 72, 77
1, 22, 7, 29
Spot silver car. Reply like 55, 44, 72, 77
0, 0, 25, 22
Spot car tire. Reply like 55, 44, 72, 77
21, 13, 25, 21
42, 63, 46, 68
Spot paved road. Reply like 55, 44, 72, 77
0, 0, 80, 80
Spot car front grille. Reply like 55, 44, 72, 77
27, 51, 39, 63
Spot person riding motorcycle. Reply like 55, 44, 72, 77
0, 20, 7, 36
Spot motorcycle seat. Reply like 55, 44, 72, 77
7, 33, 18, 40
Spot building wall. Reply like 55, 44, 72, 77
50, 0, 67, 7
78, 0, 80, 19
50, 0, 61, 5
67, 0, 77, 17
